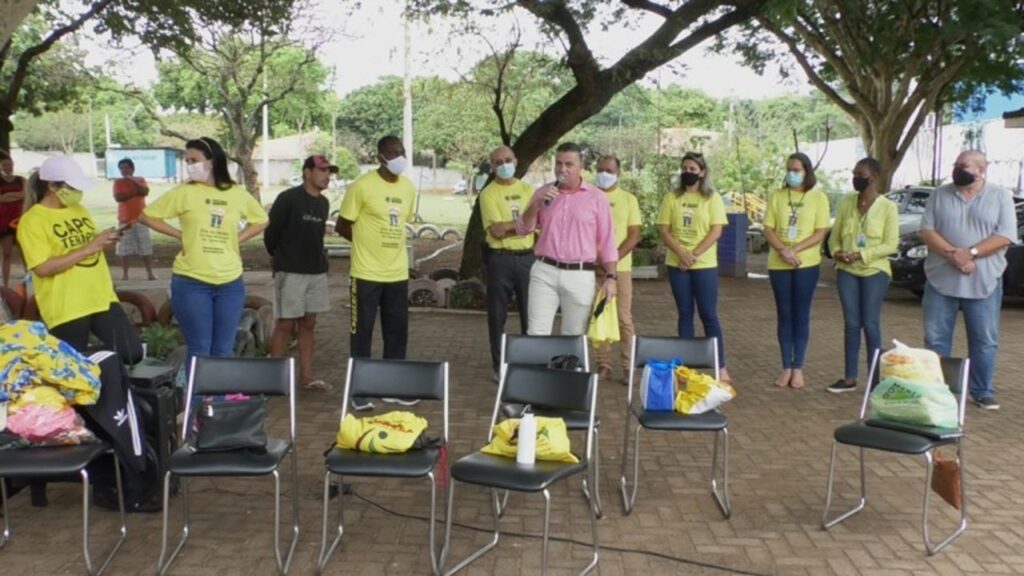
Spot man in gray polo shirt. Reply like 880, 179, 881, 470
919, 150, 1018, 410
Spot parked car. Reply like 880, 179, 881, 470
886, 186, 934, 236
890, 199, 1024, 297
452, 180, 468, 195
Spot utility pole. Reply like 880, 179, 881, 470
262, 72, 270, 191
402, 8, 413, 166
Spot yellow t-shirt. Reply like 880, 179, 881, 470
828, 194, 900, 277
479, 180, 535, 251
339, 170, 415, 282
16, 204, 118, 328
764, 187, 831, 270
657, 191, 728, 270
144, 183, 268, 285
604, 187, 642, 272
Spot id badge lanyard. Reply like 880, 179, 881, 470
786, 191, 804, 242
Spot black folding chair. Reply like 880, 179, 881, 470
499, 334, 602, 517
157, 357, 299, 575
0, 444, 127, 575
439, 364, 600, 575
822, 350, 969, 555
317, 358, 449, 575
619, 336, 731, 518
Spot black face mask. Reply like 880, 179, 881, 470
680, 171, 701, 188
852, 176, 871, 193
952, 167, 976, 187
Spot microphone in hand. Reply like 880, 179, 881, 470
543, 175, 566, 206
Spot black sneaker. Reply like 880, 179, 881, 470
827, 379, 857, 394
973, 396, 1000, 410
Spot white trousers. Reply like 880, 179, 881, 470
526, 260, 596, 336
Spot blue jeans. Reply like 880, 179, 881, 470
923, 280, 1002, 400
667, 267, 726, 367
769, 266, 820, 369
171, 274, 247, 367
836, 270, 890, 380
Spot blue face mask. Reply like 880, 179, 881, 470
786, 171, 804, 188
495, 162, 516, 180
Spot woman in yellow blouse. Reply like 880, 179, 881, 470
762, 152, 831, 389
657, 151, 732, 382
140, 137, 268, 367
826, 157, 898, 393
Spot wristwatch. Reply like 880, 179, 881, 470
605, 273, 618, 280
969, 246, 979, 260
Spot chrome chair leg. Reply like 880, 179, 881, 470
581, 428, 603, 518
710, 427, 732, 518
442, 487, 501, 575
0, 475, 10, 549
822, 444, 867, 530
582, 474, 600, 575
541, 489, 551, 574
157, 473, 190, 575
427, 472, 439, 574
81, 459, 127, 576
619, 421, 643, 515
922, 444, 968, 555
271, 455, 300, 576
316, 473, 345, 575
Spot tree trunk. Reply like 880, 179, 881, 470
0, 104, 12, 152
457, 194, 486, 280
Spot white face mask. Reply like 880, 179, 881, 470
495, 162, 516, 180
383, 155, 407, 176
596, 171, 618, 190
187, 161, 210, 183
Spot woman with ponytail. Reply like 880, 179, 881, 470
15, 156, 142, 359
140, 136, 268, 367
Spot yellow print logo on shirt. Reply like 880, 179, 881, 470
51, 217, 100, 267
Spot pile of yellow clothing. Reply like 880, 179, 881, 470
335, 411, 429, 454
673, 365, 736, 415
0, 320, 101, 447
481, 416, 578, 463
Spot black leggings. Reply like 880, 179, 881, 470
48, 303, 144, 364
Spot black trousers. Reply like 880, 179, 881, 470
49, 303, 144, 365
350, 277, 409, 360
485, 251, 534, 371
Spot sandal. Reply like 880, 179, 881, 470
302, 379, 333, 392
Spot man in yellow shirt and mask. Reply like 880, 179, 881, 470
479, 145, 536, 381
337, 135, 417, 410
593, 154, 641, 380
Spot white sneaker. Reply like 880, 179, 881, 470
381, 397, 420, 406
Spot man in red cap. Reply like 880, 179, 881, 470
264, 154, 335, 391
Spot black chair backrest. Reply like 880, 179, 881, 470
503, 334, 590, 371
346, 358, 447, 401
190, 356, 293, 396
633, 336, 717, 371
500, 364, 595, 414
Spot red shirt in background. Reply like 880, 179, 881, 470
113, 177, 148, 223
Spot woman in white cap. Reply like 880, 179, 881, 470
15, 155, 142, 359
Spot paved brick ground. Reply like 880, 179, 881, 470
3, 256, 1023, 575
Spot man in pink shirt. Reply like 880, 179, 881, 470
517, 142, 618, 336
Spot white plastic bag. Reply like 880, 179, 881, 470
879, 340, 944, 387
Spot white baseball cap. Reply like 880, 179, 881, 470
39, 156, 92, 191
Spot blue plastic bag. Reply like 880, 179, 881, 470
640, 357, 682, 412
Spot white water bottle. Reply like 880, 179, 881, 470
516, 412, 537, 465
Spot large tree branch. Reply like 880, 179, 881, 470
757, 18, 858, 119
516, 0, 601, 87
620, 0, 673, 18
5, 0, 116, 110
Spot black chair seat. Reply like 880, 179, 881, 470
834, 422, 955, 455
325, 446, 441, 478
0, 444, 110, 478
502, 404, 599, 430
864, 419, 963, 441
168, 438, 291, 476
633, 405, 727, 431
450, 452, 586, 492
